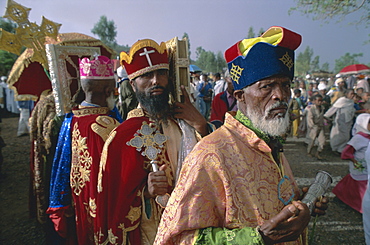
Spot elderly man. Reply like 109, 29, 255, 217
47, 56, 121, 244
94, 39, 212, 245
155, 26, 328, 245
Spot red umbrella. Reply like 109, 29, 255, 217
339, 64, 370, 75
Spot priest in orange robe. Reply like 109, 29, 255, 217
155, 26, 328, 245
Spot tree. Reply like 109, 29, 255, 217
295, 46, 314, 76
215, 51, 227, 74
0, 17, 17, 32
195, 46, 205, 60
247, 27, 255, 38
194, 47, 227, 74
0, 18, 18, 77
258, 28, 265, 36
321, 62, 330, 72
91, 15, 117, 48
182, 32, 191, 59
290, 0, 370, 27
334, 52, 363, 73
311, 55, 320, 71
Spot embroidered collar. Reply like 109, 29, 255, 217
234, 110, 285, 144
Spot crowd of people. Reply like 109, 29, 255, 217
6, 24, 370, 244
286, 73, 370, 243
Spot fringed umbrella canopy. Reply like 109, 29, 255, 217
7, 32, 116, 101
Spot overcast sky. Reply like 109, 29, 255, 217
1, 0, 369, 71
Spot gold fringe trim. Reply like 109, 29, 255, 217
72, 107, 110, 117
120, 39, 167, 64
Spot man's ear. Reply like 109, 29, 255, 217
130, 80, 136, 92
234, 90, 245, 102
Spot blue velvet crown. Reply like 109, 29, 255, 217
224, 26, 301, 90
228, 42, 295, 90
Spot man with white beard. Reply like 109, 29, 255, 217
155, 26, 328, 245
47, 56, 122, 244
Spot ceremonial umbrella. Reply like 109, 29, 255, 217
7, 32, 115, 102
189, 64, 202, 73
338, 64, 370, 75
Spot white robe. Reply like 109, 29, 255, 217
324, 97, 355, 153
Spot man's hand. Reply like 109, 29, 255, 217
301, 187, 329, 216
259, 201, 310, 244
173, 85, 208, 136
146, 165, 168, 198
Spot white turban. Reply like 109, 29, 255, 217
318, 83, 327, 91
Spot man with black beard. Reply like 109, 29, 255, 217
155, 27, 328, 245
94, 39, 211, 245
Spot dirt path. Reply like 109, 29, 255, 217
0, 114, 366, 244
0, 115, 46, 244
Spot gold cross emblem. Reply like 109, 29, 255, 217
230, 63, 244, 84
279, 52, 293, 70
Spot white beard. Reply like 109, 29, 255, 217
245, 102, 290, 136
106, 93, 116, 110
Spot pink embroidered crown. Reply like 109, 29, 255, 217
79, 56, 115, 79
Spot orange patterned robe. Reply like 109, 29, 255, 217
155, 112, 306, 245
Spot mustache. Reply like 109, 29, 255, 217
267, 101, 288, 111
265, 101, 289, 118
148, 85, 167, 93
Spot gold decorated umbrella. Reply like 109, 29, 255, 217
7, 33, 116, 101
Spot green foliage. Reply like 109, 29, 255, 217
194, 47, 227, 74
311, 55, 320, 71
0, 17, 17, 33
290, 0, 370, 27
321, 62, 330, 71
182, 32, 191, 59
258, 28, 265, 36
110, 43, 130, 56
91, 15, 117, 48
295, 46, 314, 76
195, 46, 205, 60
0, 18, 18, 77
334, 52, 363, 73
247, 27, 255, 38
0, 50, 17, 76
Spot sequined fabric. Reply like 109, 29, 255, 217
49, 113, 73, 208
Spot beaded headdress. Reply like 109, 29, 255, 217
79, 56, 115, 79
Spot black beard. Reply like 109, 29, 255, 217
135, 85, 170, 125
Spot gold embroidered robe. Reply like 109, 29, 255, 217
155, 112, 305, 245
70, 106, 119, 244
95, 108, 198, 245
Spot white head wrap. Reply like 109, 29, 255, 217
318, 83, 327, 91
353, 113, 370, 135
116, 66, 128, 79
335, 78, 344, 86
